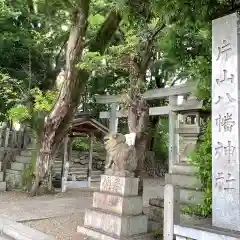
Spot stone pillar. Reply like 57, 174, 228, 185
61, 136, 69, 193
212, 12, 240, 231
109, 103, 119, 133
88, 133, 94, 187
169, 96, 179, 173
78, 171, 152, 239
163, 184, 180, 240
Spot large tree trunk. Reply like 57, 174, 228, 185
29, 6, 122, 196
128, 99, 149, 195
29, 1, 90, 196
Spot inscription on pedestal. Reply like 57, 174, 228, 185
212, 12, 240, 231
100, 175, 139, 196
93, 192, 143, 215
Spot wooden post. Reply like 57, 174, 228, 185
109, 103, 118, 133
168, 96, 179, 174
163, 184, 180, 240
88, 133, 94, 187
61, 135, 69, 192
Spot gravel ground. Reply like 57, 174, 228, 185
24, 214, 84, 240
0, 190, 93, 240
0, 178, 164, 240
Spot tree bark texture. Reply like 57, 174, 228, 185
30, 6, 122, 196
30, 1, 90, 196
128, 99, 149, 195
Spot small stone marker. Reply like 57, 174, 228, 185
77, 172, 152, 239
212, 12, 240, 231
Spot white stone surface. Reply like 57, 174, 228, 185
163, 184, 180, 240
93, 192, 143, 215
84, 208, 148, 237
77, 226, 153, 240
0, 216, 55, 240
100, 175, 139, 196
212, 12, 240, 231
174, 224, 240, 240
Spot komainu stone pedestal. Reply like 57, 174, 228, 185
78, 174, 152, 239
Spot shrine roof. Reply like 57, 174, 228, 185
69, 113, 109, 138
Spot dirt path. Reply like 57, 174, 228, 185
0, 178, 164, 239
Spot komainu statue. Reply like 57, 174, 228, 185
104, 133, 137, 174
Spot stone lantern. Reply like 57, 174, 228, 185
175, 95, 209, 163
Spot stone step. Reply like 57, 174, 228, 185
20, 150, 32, 157
0, 182, 6, 192
11, 162, 29, 171
155, 183, 203, 205
171, 163, 197, 176
165, 173, 201, 190
0, 172, 3, 182
91, 171, 103, 176
90, 178, 101, 182
15, 155, 31, 164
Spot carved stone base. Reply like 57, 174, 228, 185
78, 174, 151, 239
77, 226, 153, 240
93, 192, 143, 215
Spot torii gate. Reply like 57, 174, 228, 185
94, 82, 203, 174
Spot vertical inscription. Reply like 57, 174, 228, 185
212, 13, 240, 231
101, 175, 122, 194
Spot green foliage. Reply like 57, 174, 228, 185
72, 136, 105, 154
186, 121, 212, 217
152, 117, 169, 162
23, 152, 37, 191
152, 229, 163, 239
72, 137, 89, 151
7, 88, 57, 135
7, 104, 31, 123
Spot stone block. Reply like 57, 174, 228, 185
93, 192, 143, 215
148, 206, 164, 222
15, 155, 31, 164
171, 164, 197, 176
0, 182, 6, 192
165, 173, 201, 190
11, 162, 29, 171
0, 172, 3, 182
0, 215, 55, 240
0, 162, 2, 171
5, 170, 23, 190
100, 175, 139, 196
77, 226, 153, 240
149, 198, 164, 208
20, 150, 32, 157
84, 208, 148, 237
155, 184, 204, 206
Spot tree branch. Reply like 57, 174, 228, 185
140, 23, 166, 71
88, 11, 122, 54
